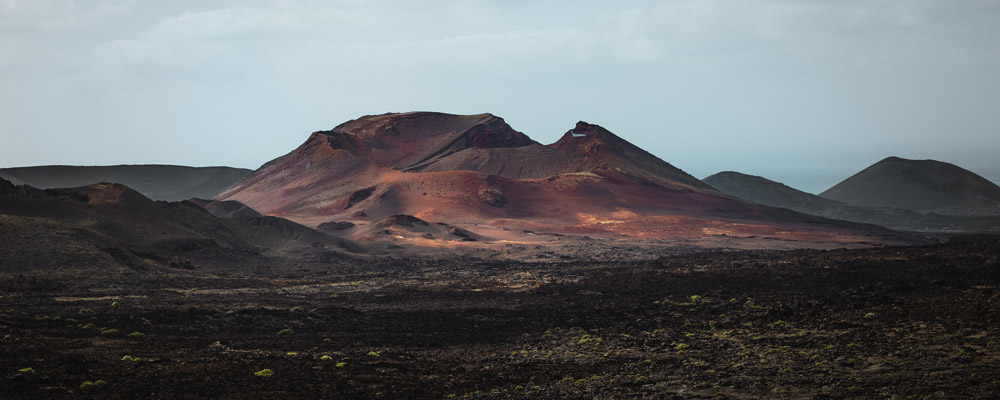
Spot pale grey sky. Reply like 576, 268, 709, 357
2, 0, 998, 193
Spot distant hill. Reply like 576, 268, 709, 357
820, 157, 1000, 216
0, 165, 252, 201
704, 171, 849, 214
705, 170, 1000, 233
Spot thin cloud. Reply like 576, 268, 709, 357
0, 0, 133, 30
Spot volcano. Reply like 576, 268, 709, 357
820, 157, 1000, 216
217, 112, 919, 246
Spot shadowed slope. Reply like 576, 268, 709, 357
0, 178, 361, 272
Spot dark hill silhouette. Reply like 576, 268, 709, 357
820, 157, 1000, 216
704, 171, 998, 232
0, 177, 361, 272
0, 165, 252, 201
218, 112, 921, 246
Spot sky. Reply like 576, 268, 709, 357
1, 0, 998, 193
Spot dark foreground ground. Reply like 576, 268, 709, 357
2, 237, 999, 399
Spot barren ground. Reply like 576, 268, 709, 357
2, 237, 999, 399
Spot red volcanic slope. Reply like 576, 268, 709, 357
218, 112, 913, 244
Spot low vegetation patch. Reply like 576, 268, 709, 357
80, 380, 108, 389
254, 369, 274, 377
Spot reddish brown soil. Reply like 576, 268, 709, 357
2, 237, 998, 399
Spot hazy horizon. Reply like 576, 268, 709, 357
2, 1, 998, 194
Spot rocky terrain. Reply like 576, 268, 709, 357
1, 236, 998, 399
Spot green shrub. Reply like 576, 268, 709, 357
254, 369, 274, 377
286, 352, 298, 356
289, 306, 302, 312
80, 380, 107, 389
690, 295, 703, 302
80, 323, 95, 329
276, 328, 294, 336
19, 367, 35, 374
320, 355, 333, 361
366, 351, 380, 357
100, 328, 119, 336
864, 312, 876, 319
127, 331, 145, 337
335, 362, 347, 368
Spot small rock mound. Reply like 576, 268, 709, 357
187, 198, 263, 218
373, 214, 429, 228
479, 187, 507, 208
317, 221, 355, 231
0, 177, 16, 196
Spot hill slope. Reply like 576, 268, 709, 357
0, 177, 361, 272
820, 157, 1000, 216
0, 165, 252, 201
705, 171, 848, 213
